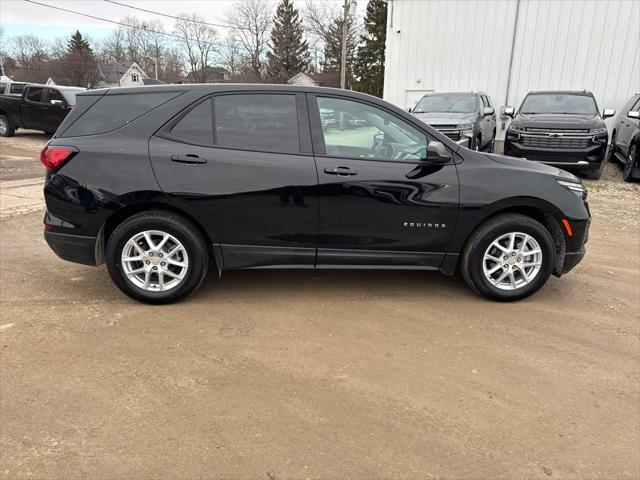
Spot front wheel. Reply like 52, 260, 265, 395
461, 214, 555, 301
106, 211, 209, 304
623, 143, 637, 182
584, 161, 604, 180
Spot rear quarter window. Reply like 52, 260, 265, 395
61, 91, 182, 137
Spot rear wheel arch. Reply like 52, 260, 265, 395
102, 201, 221, 269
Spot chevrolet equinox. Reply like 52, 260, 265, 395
42, 85, 590, 303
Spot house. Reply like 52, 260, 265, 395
287, 72, 319, 86
182, 67, 230, 83
97, 62, 147, 88
0, 64, 11, 83
383, 0, 639, 142
287, 71, 340, 88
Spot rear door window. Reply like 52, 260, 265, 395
25, 87, 44, 103
169, 98, 214, 145
213, 94, 300, 153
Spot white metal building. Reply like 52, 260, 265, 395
383, 0, 640, 140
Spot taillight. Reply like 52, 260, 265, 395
40, 146, 78, 171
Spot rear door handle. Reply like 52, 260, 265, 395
170, 154, 207, 164
324, 166, 357, 177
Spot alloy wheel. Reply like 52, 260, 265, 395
0, 118, 7, 136
482, 232, 542, 291
121, 230, 189, 292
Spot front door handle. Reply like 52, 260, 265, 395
170, 154, 207, 164
324, 166, 357, 177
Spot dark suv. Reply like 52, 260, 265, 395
610, 93, 639, 182
504, 90, 615, 179
42, 85, 590, 303
410, 91, 497, 151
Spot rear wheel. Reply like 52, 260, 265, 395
623, 143, 637, 182
106, 211, 209, 304
461, 214, 555, 301
0, 114, 15, 137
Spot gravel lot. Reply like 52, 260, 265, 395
1, 130, 639, 479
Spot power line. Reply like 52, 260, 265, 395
22, 0, 236, 50
104, 0, 237, 31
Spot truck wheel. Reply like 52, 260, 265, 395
584, 161, 604, 180
0, 115, 15, 137
623, 143, 637, 182
106, 211, 210, 304
461, 214, 555, 301
608, 133, 618, 163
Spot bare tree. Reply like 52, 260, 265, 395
225, 0, 272, 82
174, 13, 218, 83
96, 28, 127, 63
10, 35, 50, 82
218, 34, 242, 78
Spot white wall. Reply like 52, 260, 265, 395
383, 0, 640, 138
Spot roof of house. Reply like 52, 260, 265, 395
99, 62, 147, 83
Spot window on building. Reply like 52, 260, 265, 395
131, 74, 139, 82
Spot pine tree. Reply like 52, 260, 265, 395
67, 30, 92, 55
322, 17, 357, 88
353, 0, 387, 97
266, 0, 310, 83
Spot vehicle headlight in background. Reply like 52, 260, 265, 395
457, 123, 474, 136
556, 179, 587, 199
508, 125, 526, 133
590, 127, 607, 135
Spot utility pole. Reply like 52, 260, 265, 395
340, 0, 356, 89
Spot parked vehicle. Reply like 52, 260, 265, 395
609, 93, 639, 182
0, 81, 30, 96
503, 90, 615, 180
410, 91, 497, 151
42, 85, 590, 304
0, 84, 86, 137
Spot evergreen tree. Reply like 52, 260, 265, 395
67, 30, 92, 54
266, 0, 310, 83
353, 0, 387, 97
322, 17, 357, 88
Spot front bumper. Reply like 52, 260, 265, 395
556, 215, 590, 276
504, 134, 607, 171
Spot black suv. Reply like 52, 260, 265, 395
42, 85, 590, 303
410, 91, 497, 151
504, 90, 615, 179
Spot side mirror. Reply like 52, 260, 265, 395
627, 110, 640, 119
603, 108, 615, 119
426, 141, 452, 163
483, 106, 495, 116
406, 106, 413, 113
503, 106, 515, 118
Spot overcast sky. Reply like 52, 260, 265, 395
1, 0, 359, 43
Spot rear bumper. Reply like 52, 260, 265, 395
44, 230, 100, 266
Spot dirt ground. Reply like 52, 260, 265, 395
0, 131, 639, 479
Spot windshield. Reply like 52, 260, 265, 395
60, 89, 85, 106
413, 94, 477, 114
520, 93, 597, 115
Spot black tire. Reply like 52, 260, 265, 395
489, 130, 496, 153
0, 114, 15, 137
608, 132, 618, 163
623, 143, 637, 182
461, 214, 555, 301
474, 135, 482, 151
106, 211, 209, 304
584, 161, 604, 180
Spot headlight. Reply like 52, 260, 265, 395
557, 179, 587, 199
591, 127, 607, 135
457, 123, 474, 130
509, 125, 526, 133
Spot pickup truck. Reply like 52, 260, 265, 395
0, 81, 30, 96
0, 84, 86, 137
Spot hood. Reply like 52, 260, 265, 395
484, 153, 580, 182
412, 111, 477, 126
511, 113, 604, 130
